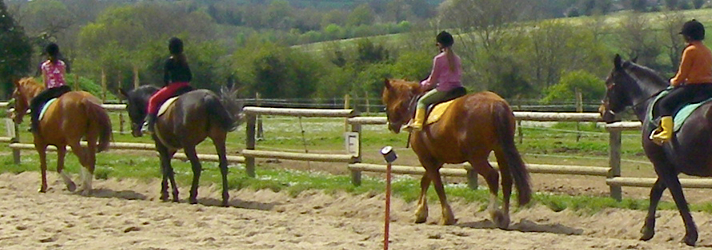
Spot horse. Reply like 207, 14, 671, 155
381, 79, 532, 228
119, 84, 242, 206
10, 77, 112, 195
600, 54, 712, 246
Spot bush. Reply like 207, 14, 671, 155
540, 70, 604, 104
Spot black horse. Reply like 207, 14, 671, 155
600, 54, 712, 246
120, 85, 242, 206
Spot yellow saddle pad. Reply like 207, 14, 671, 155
425, 99, 457, 125
157, 97, 179, 117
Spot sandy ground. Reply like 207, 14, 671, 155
2, 172, 712, 250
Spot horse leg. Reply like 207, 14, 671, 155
424, 163, 456, 225
183, 146, 202, 204
641, 178, 666, 241
80, 140, 97, 196
69, 142, 93, 195
414, 173, 431, 223
55, 146, 76, 192
658, 168, 697, 246
36, 144, 50, 193
156, 142, 177, 202
494, 151, 513, 229
211, 134, 230, 206
470, 159, 504, 228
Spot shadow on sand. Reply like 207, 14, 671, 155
85, 188, 280, 211
458, 219, 583, 236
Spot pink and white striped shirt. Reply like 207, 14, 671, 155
41, 60, 67, 89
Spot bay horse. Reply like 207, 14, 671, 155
600, 54, 712, 246
119, 84, 242, 206
10, 77, 112, 195
382, 79, 531, 228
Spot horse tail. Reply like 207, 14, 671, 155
205, 94, 236, 132
493, 102, 532, 206
84, 99, 112, 152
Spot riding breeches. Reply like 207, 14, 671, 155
147, 82, 190, 115
417, 89, 448, 109
655, 84, 712, 116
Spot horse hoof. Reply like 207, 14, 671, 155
639, 227, 654, 241
38, 187, 47, 193
189, 199, 198, 205
493, 211, 510, 229
440, 217, 457, 225
66, 182, 76, 192
683, 233, 698, 246
80, 189, 92, 196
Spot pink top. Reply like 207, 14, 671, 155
41, 60, 67, 89
420, 52, 462, 92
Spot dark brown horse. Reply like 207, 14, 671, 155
600, 55, 712, 246
120, 84, 242, 206
11, 77, 112, 195
382, 79, 531, 228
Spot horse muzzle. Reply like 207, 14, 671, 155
387, 122, 402, 134
599, 106, 620, 124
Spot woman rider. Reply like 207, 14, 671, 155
404, 31, 463, 131
30, 43, 71, 133
651, 19, 712, 145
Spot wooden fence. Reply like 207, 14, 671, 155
6, 101, 712, 200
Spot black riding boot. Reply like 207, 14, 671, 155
145, 113, 157, 133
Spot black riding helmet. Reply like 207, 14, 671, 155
45, 43, 59, 58
680, 19, 705, 41
168, 37, 184, 55
436, 31, 454, 48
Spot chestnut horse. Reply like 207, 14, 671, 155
120, 85, 242, 206
382, 79, 531, 228
600, 55, 712, 246
10, 77, 112, 195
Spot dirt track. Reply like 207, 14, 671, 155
2, 172, 712, 250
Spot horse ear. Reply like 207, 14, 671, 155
384, 78, 392, 90
118, 88, 129, 99
631, 56, 638, 63
614, 54, 623, 70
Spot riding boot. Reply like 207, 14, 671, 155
143, 113, 157, 133
650, 116, 673, 145
404, 108, 426, 132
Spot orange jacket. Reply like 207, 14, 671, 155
671, 41, 712, 86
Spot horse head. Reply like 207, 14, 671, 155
599, 54, 667, 123
119, 85, 159, 137
219, 83, 244, 129
10, 77, 44, 124
381, 78, 422, 133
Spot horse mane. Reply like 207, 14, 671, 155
622, 61, 669, 89
18, 77, 44, 90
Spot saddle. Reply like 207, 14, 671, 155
411, 87, 467, 125
156, 85, 194, 117
648, 90, 712, 132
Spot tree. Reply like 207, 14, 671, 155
0, 0, 33, 97
346, 4, 374, 27
540, 70, 605, 105
659, 11, 687, 75
615, 12, 662, 70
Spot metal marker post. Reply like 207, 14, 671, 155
380, 146, 397, 250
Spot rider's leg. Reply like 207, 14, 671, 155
405, 89, 446, 131
651, 86, 696, 144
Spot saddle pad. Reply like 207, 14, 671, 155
647, 89, 712, 132
158, 97, 179, 117
425, 99, 457, 125
39, 98, 58, 121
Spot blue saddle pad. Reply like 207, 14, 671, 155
39, 98, 58, 121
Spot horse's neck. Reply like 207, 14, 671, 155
627, 74, 666, 121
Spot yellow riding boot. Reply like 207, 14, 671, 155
404, 108, 426, 132
650, 116, 674, 145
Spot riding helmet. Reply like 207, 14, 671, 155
168, 37, 184, 55
680, 19, 705, 40
436, 31, 454, 48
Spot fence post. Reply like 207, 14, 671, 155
608, 129, 622, 201
344, 94, 350, 132
7, 117, 20, 164
350, 117, 362, 186
256, 92, 263, 140
245, 113, 256, 177
575, 88, 583, 142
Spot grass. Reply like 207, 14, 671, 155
1, 113, 703, 215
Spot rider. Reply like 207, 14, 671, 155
30, 42, 71, 133
144, 37, 193, 133
403, 31, 463, 132
651, 19, 712, 145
